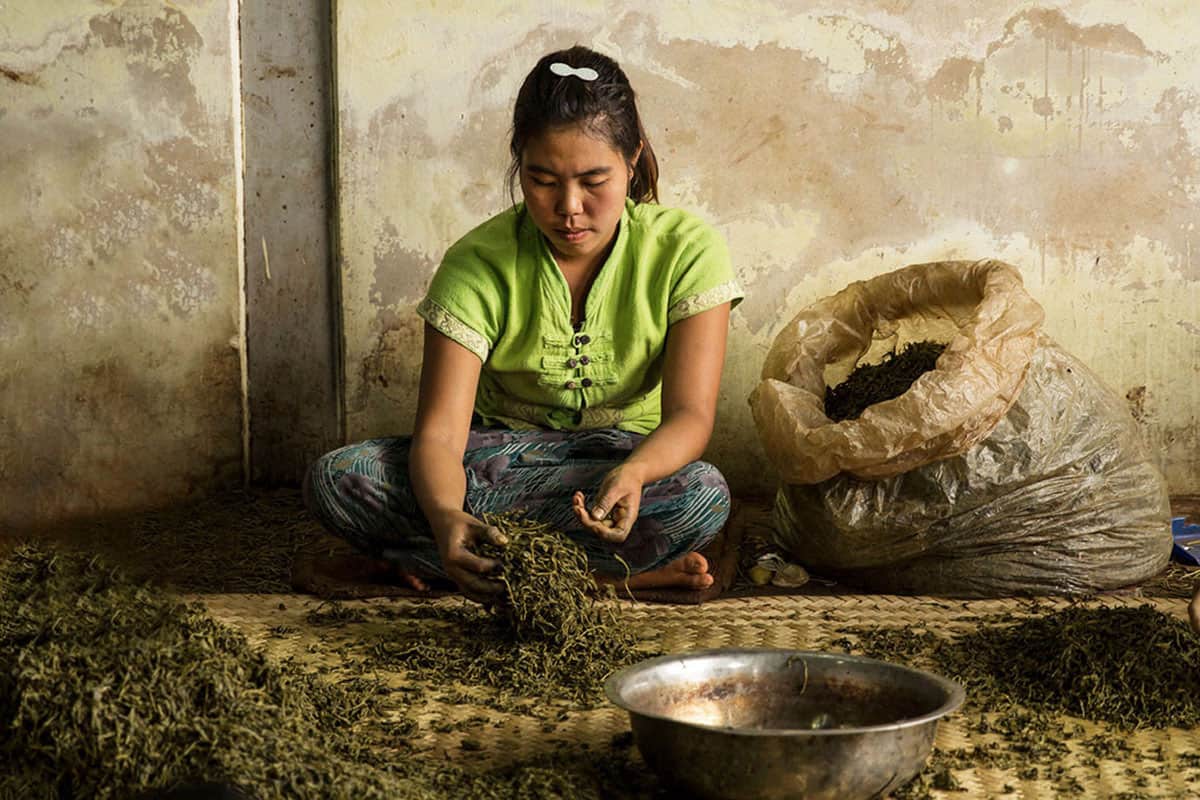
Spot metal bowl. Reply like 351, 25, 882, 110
604, 648, 964, 800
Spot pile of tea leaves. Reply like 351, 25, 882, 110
850, 605, 1200, 728
837, 604, 1200, 798
371, 513, 644, 707
0, 542, 662, 799
824, 340, 946, 422
0, 543, 405, 798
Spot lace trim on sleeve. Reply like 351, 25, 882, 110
667, 280, 745, 325
416, 298, 490, 361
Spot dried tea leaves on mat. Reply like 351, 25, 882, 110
848, 605, 1200, 729
824, 340, 946, 422
0, 544, 409, 799
0, 544, 663, 800
839, 605, 1200, 798
956, 605, 1200, 728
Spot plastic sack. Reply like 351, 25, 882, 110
750, 261, 1172, 596
750, 260, 1045, 483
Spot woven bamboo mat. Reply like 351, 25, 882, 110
198, 591, 1200, 799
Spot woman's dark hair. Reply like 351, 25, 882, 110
507, 46, 659, 204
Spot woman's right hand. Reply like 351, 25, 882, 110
430, 509, 508, 604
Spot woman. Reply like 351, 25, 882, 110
305, 46, 744, 602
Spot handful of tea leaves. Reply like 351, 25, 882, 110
824, 340, 946, 422
374, 513, 642, 706
476, 513, 629, 645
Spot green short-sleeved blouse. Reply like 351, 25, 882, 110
416, 199, 744, 434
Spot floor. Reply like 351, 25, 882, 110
7, 491, 1200, 799
199, 590, 1199, 799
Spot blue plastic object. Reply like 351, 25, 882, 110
1171, 517, 1200, 566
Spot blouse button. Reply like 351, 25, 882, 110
579, 355, 590, 365
566, 358, 578, 368
579, 334, 591, 345
581, 378, 593, 388
564, 380, 577, 390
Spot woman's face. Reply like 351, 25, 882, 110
519, 124, 635, 268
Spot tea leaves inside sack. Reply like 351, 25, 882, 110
824, 340, 946, 422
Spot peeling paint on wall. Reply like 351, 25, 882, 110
0, 2, 243, 529
337, 1, 1198, 494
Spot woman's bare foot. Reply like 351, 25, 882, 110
396, 570, 429, 591
371, 559, 429, 591
598, 552, 714, 591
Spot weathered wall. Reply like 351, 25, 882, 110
335, 1, 1200, 496
0, 1, 245, 530
241, 0, 341, 485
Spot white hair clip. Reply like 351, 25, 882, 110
550, 62, 599, 81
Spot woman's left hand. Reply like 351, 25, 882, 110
573, 464, 644, 544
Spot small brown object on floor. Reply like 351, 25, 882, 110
291, 501, 747, 605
